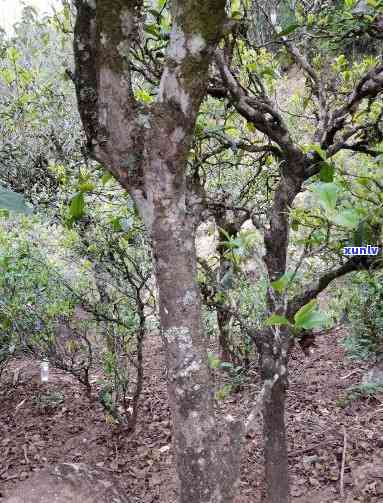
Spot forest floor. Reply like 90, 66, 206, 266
0, 327, 382, 503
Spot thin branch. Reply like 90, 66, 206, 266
287, 255, 382, 317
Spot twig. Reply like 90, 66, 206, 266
15, 398, 27, 412
23, 445, 30, 464
340, 425, 347, 500
3, 474, 20, 481
288, 439, 337, 458
244, 375, 279, 434
340, 369, 362, 380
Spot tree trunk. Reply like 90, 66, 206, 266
262, 374, 289, 503
72, 1, 231, 500
258, 332, 290, 503
152, 206, 226, 503
259, 163, 303, 502
217, 309, 233, 362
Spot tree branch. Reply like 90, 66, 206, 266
73, 0, 146, 190
321, 64, 383, 149
287, 256, 383, 317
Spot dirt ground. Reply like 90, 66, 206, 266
0, 327, 382, 503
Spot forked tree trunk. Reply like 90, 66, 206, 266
72, 1, 235, 500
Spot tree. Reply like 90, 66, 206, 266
0, 9, 156, 435
72, 1, 241, 502
209, 3, 383, 501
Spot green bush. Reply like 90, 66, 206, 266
337, 382, 383, 408
342, 272, 383, 361
0, 219, 78, 369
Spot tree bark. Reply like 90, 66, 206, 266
260, 342, 289, 503
263, 378, 289, 503
217, 309, 233, 362
153, 209, 222, 502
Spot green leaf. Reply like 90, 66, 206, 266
357, 177, 370, 186
271, 271, 294, 293
231, 0, 241, 14
7, 47, 21, 63
312, 182, 338, 212
231, 10, 242, 19
277, 23, 300, 37
333, 209, 361, 229
135, 88, 154, 104
78, 182, 96, 193
69, 192, 85, 220
266, 314, 291, 326
101, 171, 114, 185
0, 68, 14, 85
246, 121, 256, 133
260, 66, 275, 78
144, 24, 160, 37
304, 144, 327, 160
215, 383, 233, 400
0, 186, 32, 215
208, 353, 221, 369
294, 300, 328, 329
353, 220, 373, 246
296, 310, 328, 330
294, 300, 316, 325
319, 162, 335, 182
110, 217, 123, 232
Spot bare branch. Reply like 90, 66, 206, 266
281, 39, 328, 141
215, 50, 304, 165
287, 256, 382, 317
321, 64, 383, 149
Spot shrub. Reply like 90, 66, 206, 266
342, 272, 383, 361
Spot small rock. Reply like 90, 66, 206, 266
362, 361, 383, 385
309, 476, 320, 487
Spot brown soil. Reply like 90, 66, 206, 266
1, 328, 382, 503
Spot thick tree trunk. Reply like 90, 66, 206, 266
72, 2, 231, 500
152, 207, 226, 503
